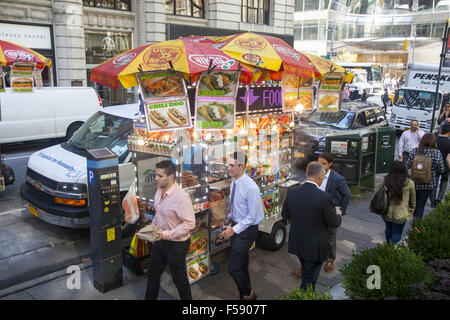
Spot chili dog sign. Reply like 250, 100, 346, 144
137, 71, 193, 132
144, 98, 192, 132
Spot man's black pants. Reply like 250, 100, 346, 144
298, 257, 323, 291
145, 238, 191, 300
228, 225, 258, 299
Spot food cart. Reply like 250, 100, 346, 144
127, 78, 299, 283
89, 33, 332, 284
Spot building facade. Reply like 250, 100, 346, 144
294, 0, 450, 80
0, 0, 295, 105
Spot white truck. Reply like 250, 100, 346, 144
389, 62, 450, 132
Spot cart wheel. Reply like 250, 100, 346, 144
257, 221, 286, 251
210, 260, 219, 275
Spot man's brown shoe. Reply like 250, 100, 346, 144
241, 291, 257, 300
324, 262, 335, 273
293, 268, 302, 277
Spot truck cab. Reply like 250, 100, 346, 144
389, 63, 450, 132
389, 87, 446, 132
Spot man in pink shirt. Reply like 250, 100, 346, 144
145, 160, 196, 300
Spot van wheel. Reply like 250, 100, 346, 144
66, 122, 83, 141
256, 221, 286, 251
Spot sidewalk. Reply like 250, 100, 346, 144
0, 173, 436, 300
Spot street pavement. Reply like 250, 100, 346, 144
0, 169, 438, 301
0, 93, 440, 300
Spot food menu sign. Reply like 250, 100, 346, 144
137, 71, 192, 132
281, 73, 313, 112
11, 62, 35, 93
319, 72, 344, 91
317, 91, 341, 112
316, 73, 344, 112
195, 71, 239, 130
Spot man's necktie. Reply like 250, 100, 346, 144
224, 180, 236, 226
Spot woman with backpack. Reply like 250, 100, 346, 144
382, 161, 416, 244
407, 133, 446, 220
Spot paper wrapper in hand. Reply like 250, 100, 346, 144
137, 224, 163, 242
210, 199, 226, 226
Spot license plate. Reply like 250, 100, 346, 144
28, 205, 38, 217
294, 152, 305, 158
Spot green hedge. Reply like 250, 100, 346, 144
406, 192, 450, 263
340, 243, 433, 299
279, 284, 333, 300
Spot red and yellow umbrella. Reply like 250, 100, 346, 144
211, 32, 315, 80
0, 40, 52, 69
302, 53, 354, 83
90, 38, 252, 89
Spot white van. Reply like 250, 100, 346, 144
21, 103, 139, 232
0, 87, 103, 144
347, 68, 374, 97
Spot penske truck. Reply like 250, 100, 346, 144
389, 63, 450, 132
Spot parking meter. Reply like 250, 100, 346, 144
87, 148, 123, 293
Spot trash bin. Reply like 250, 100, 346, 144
375, 126, 396, 174
326, 128, 377, 197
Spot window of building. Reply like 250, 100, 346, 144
415, 23, 431, 37
296, 0, 331, 11
305, 0, 320, 10
393, 24, 411, 37
432, 22, 446, 38
294, 25, 302, 40
242, 0, 270, 25
83, 0, 131, 11
85, 31, 135, 106
331, 0, 348, 12
295, 0, 304, 11
166, 0, 205, 18
303, 21, 319, 40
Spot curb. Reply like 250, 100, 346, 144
0, 260, 93, 299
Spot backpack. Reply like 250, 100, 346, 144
411, 153, 432, 184
370, 185, 389, 216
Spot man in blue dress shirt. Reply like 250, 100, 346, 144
220, 151, 264, 300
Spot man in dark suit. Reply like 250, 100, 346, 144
282, 161, 342, 290
317, 152, 350, 273
293, 153, 350, 277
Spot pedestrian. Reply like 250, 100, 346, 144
382, 161, 415, 244
398, 120, 425, 165
361, 89, 368, 102
383, 74, 390, 90
219, 151, 264, 300
407, 133, 445, 220
282, 161, 342, 291
437, 103, 450, 133
432, 123, 450, 206
145, 160, 196, 300
381, 88, 389, 114
292, 153, 350, 277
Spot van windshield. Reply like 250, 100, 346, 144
394, 89, 442, 111
68, 111, 132, 159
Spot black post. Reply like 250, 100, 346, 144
431, 20, 449, 133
